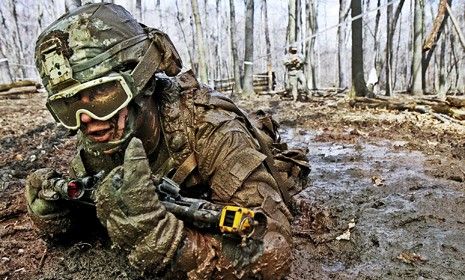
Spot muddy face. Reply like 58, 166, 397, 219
80, 107, 128, 143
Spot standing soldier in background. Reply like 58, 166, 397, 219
284, 45, 306, 102
25, 3, 310, 279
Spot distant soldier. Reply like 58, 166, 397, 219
284, 45, 306, 101
366, 67, 378, 96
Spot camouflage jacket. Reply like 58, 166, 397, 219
61, 71, 303, 279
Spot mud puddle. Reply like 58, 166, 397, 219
282, 127, 465, 279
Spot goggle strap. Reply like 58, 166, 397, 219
132, 41, 162, 92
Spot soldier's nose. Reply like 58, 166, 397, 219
80, 113, 93, 123
79, 93, 93, 123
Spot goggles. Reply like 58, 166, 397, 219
46, 75, 133, 130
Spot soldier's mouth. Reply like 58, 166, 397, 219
85, 124, 114, 142
82, 107, 128, 143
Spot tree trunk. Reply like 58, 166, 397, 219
156, 0, 163, 30
243, 0, 255, 97
446, 3, 465, 51
12, 0, 25, 79
190, 0, 209, 83
351, 0, 368, 97
373, 0, 381, 68
287, 0, 297, 45
175, 0, 195, 69
385, 0, 406, 96
228, 0, 242, 95
216, 0, 222, 80
423, 0, 451, 51
136, 0, 142, 22
305, 0, 317, 90
337, 0, 347, 89
65, 0, 81, 12
296, 0, 302, 50
386, 2, 393, 96
438, 29, 448, 98
422, 0, 452, 92
411, 0, 424, 95
262, 0, 273, 92
0, 59, 13, 84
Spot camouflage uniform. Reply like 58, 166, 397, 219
284, 50, 306, 101
26, 3, 309, 279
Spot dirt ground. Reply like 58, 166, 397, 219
1, 91, 464, 279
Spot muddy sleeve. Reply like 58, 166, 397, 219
171, 118, 293, 279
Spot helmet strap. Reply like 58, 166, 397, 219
131, 41, 162, 93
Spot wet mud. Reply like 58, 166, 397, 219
1, 94, 465, 279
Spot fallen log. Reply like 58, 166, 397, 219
0, 80, 40, 92
0, 85, 38, 96
446, 96, 465, 107
349, 96, 465, 123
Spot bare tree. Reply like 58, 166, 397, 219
229, 0, 242, 95
287, 0, 297, 45
65, 0, 81, 12
190, 0, 208, 83
135, 0, 142, 22
337, 0, 349, 89
423, 0, 452, 94
305, 0, 317, 90
386, 0, 406, 96
438, 26, 448, 98
445, 3, 465, 51
411, 0, 424, 95
175, 0, 194, 69
242, 0, 255, 97
215, 0, 222, 80
262, 0, 273, 92
350, 0, 368, 97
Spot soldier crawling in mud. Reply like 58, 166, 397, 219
25, 3, 309, 279
284, 45, 306, 102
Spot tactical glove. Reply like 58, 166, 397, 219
25, 168, 71, 236
94, 137, 184, 272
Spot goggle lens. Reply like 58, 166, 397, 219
47, 76, 133, 129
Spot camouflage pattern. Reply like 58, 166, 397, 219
66, 71, 303, 278
34, 3, 182, 154
284, 52, 306, 101
28, 3, 310, 279
35, 3, 146, 95
93, 138, 184, 272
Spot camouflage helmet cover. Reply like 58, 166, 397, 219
35, 3, 182, 97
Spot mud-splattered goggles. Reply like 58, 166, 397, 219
46, 75, 133, 130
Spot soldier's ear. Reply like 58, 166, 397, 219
151, 30, 183, 76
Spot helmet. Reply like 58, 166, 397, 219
35, 3, 183, 155
288, 44, 298, 53
35, 3, 182, 129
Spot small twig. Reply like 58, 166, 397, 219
38, 248, 47, 270
13, 267, 25, 273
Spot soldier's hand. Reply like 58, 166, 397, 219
94, 138, 169, 247
25, 168, 66, 216
93, 138, 184, 271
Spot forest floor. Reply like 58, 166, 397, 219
1, 91, 464, 279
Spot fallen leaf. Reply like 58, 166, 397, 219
372, 176, 385, 187
397, 251, 427, 265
